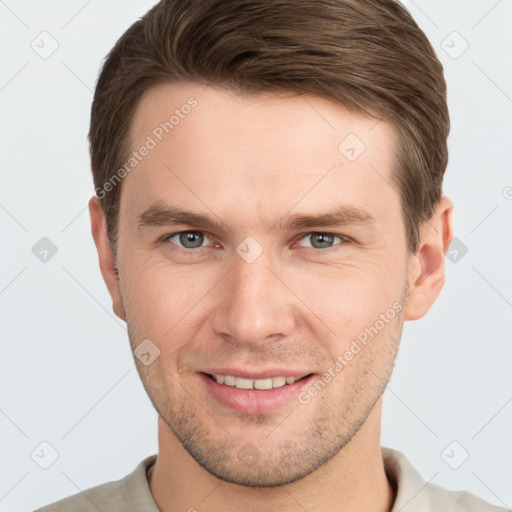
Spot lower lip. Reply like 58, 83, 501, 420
198, 373, 315, 415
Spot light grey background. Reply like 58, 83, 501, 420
1, 1, 511, 511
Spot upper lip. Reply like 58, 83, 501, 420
201, 368, 313, 380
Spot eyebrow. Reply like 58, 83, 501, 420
136, 202, 376, 232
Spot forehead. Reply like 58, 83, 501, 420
122, 81, 400, 229
129, 81, 391, 154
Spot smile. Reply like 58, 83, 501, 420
209, 373, 308, 390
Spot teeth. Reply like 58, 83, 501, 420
254, 378, 272, 390
272, 376, 286, 388
224, 375, 236, 386
235, 377, 253, 390
212, 374, 304, 390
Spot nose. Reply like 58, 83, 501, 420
211, 247, 297, 347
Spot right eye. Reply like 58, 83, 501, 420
161, 230, 216, 251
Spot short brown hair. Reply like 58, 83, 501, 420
89, 0, 449, 255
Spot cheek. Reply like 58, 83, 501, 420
292, 257, 406, 337
121, 257, 218, 340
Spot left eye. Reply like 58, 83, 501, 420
296, 232, 344, 249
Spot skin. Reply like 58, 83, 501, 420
90, 82, 453, 512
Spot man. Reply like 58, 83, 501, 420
36, 0, 508, 510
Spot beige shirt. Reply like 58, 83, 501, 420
34, 447, 509, 511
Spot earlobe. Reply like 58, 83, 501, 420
89, 196, 126, 322
404, 196, 454, 322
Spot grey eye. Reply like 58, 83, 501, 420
297, 232, 342, 249
168, 231, 206, 249
180, 231, 203, 248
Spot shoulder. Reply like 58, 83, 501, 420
425, 481, 510, 512
33, 455, 157, 512
382, 447, 510, 512
34, 479, 124, 512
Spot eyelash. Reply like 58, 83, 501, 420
159, 230, 350, 254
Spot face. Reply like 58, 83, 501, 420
109, 82, 414, 486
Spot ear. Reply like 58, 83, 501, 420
89, 196, 126, 322
404, 195, 454, 321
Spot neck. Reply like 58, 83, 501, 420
148, 400, 396, 512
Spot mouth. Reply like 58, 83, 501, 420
205, 373, 312, 390
198, 371, 316, 415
